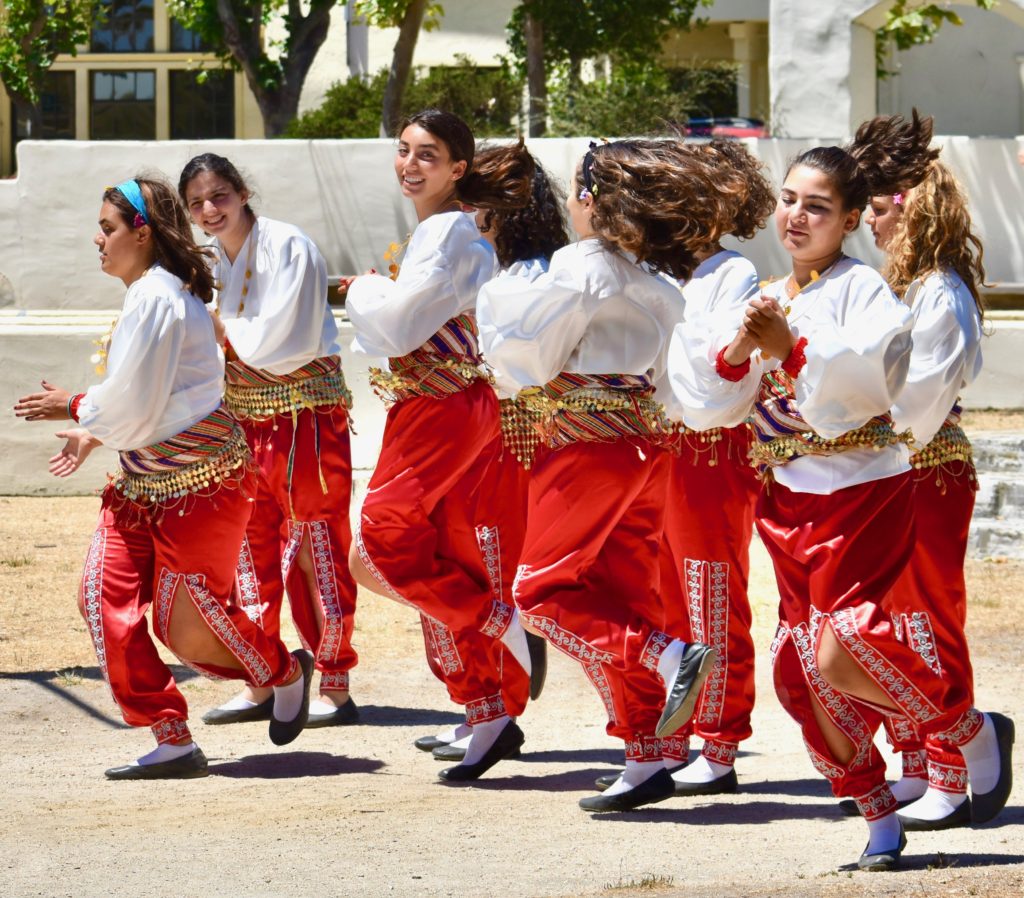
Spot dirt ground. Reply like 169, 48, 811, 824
1, 472, 1022, 897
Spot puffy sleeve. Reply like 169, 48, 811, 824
222, 232, 329, 375
796, 276, 913, 439
77, 289, 185, 450
892, 275, 983, 445
347, 213, 497, 358
477, 245, 590, 395
668, 311, 764, 430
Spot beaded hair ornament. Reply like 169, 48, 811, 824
578, 141, 602, 201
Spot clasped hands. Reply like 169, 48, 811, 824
722, 296, 797, 366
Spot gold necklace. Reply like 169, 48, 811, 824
236, 221, 257, 314
759, 254, 844, 360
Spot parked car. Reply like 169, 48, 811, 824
685, 117, 768, 138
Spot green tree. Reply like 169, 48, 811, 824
166, 0, 338, 137
0, 0, 96, 139
508, 0, 713, 135
352, 1, 444, 136
877, 0, 996, 77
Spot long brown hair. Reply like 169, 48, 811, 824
585, 139, 721, 280
105, 177, 216, 303
882, 161, 987, 318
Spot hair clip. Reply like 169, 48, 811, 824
133, 213, 146, 229
892, 193, 904, 206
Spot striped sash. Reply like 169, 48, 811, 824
369, 314, 488, 405
225, 355, 351, 420
518, 371, 670, 450
115, 405, 251, 505
750, 368, 909, 470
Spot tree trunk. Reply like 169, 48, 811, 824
11, 96, 43, 141
524, 13, 546, 137
380, 0, 428, 138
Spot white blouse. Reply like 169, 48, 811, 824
477, 238, 683, 397
658, 249, 759, 422
669, 256, 914, 495
212, 216, 339, 375
891, 270, 983, 445
486, 255, 551, 399
346, 211, 497, 358
77, 265, 224, 451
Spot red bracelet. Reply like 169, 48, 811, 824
782, 337, 808, 378
68, 393, 84, 422
715, 345, 751, 382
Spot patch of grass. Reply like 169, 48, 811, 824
54, 668, 84, 686
0, 554, 32, 568
603, 873, 675, 892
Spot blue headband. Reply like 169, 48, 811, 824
114, 179, 149, 225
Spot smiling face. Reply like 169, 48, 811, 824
394, 124, 467, 220
865, 194, 903, 250
94, 200, 152, 285
183, 170, 251, 252
775, 164, 860, 265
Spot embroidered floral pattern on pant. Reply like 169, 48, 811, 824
235, 536, 263, 625
791, 619, 875, 769
320, 671, 350, 691
929, 759, 969, 793
423, 618, 464, 676
891, 610, 942, 677
830, 607, 943, 726
625, 734, 663, 762
475, 524, 502, 601
662, 733, 690, 762
184, 573, 273, 685
480, 599, 514, 640
805, 741, 844, 780
80, 529, 109, 681
306, 520, 346, 665
638, 630, 671, 676
685, 558, 729, 729
521, 609, 616, 720
466, 692, 507, 725
152, 717, 191, 745
702, 740, 738, 765
933, 707, 984, 746
855, 782, 899, 821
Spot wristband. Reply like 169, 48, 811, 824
715, 345, 751, 382
781, 337, 808, 379
67, 393, 84, 422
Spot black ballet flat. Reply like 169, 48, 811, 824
579, 768, 675, 813
268, 650, 314, 746
655, 642, 717, 738
438, 721, 525, 782
105, 746, 209, 781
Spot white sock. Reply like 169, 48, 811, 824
958, 713, 1001, 794
272, 668, 306, 723
672, 754, 731, 785
437, 722, 472, 744
900, 787, 967, 821
215, 694, 262, 712
133, 741, 195, 767
309, 699, 338, 715
602, 759, 664, 798
890, 775, 928, 803
461, 716, 511, 766
449, 734, 472, 750
500, 609, 531, 677
865, 811, 903, 855
655, 639, 685, 691
665, 757, 688, 772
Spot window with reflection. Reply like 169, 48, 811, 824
170, 18, 211, 52
91, 0, 155, 53
14, 72, 76, 140
170, 70, 235, 139
91, 70, 156, 139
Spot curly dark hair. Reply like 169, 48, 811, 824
789, 109, 940, 212
105, 176, 216, 303
703, 140, 776, 240
474, 142, 569, 267
585, 139, 721, 281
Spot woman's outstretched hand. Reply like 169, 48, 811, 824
48, 428, 101, 477
14, 381, 72, 422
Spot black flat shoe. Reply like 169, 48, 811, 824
305, 697, 360, 728
433, 742, 525, 762
527, 633, 547, 701
655, 642, 717, 739
105, 746, 209, 781
414, 734, 453, 753
269, 650, 314, 747
971, 712, 1015, 824
201, 695, 274, 725
595, 773, 620, 792
672, 767, 738, 796
579, 768, 675, 813
899, 798, 972, 831
857, 822, 907, 872
439, 721, 525, 782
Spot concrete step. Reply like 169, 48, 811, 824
969, 433, 1024, 557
